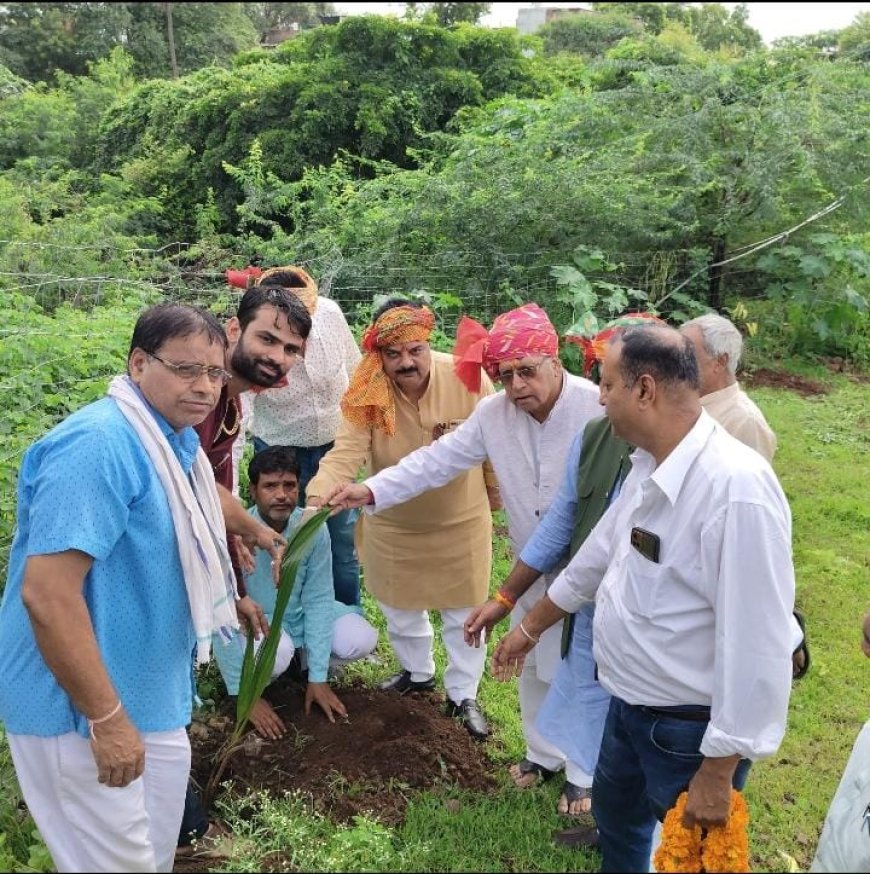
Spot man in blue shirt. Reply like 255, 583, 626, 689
0, 303, 236, 873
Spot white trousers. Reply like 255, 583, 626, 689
512, 597, 567, 774
810, 719, 870, 873
519, 649, 568, 773
9, 728, 190, 873
255, 612, 379, 679
378, 601, 487, 703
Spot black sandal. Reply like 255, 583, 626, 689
560, 781, 593, 816
512, 758, 558, 786
792, 609, 810, 680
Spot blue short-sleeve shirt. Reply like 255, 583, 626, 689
0, 396, 199, 737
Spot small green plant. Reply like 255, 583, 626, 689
753, 233, 870, 364
204, 507, 332, 805
287, 724, 313, 754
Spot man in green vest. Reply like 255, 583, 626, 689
466, 412, 629, 844
465, 317, 652, 829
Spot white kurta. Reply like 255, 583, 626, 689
367, 371, 601, 682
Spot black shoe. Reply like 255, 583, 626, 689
379, 670, 436, 694
446, 698, 490, 740
552, 825, 600, 849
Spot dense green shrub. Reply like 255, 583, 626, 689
93, 16, 544, 238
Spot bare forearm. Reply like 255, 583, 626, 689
516, 594, 566, 640
23, 554, 119, 719
216, 483, 260, 538
500, 559, 543, 602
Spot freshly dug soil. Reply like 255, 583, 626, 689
187, 677, 497, 826
743, 367, 830, 396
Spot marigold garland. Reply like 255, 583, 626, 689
654, 789, 750, 873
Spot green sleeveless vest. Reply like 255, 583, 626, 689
560, 416, 633, 657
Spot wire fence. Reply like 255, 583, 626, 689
0, 236, 827, 575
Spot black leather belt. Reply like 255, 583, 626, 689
638, 705, 711, 722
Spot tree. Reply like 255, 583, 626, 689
242, 3, 336, 38
591, 2, 690, 35
590, 2, 763, 54
683, 3, 762, 53
405, 3, 491, 27
838, 11, 870, 61
0, 2, 260, 82
94, 14, 543, 236
538, 11, 643, 58
122, 3, 259, 79
0, 2, 132, 81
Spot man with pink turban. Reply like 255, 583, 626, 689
327, 302, 601, 788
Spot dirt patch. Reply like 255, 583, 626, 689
743, 367, 830, 397
186, 678, 497, 828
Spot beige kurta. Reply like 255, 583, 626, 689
307, 350, 493, 610
700, 382, 777, 461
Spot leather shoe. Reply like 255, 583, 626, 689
446, 698, 490, 740
379, 670, 435, 694
552, 824, 599, 849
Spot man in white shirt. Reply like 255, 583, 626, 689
491, 325, 796, 872
326, 303, 601, 802
680, 312, 777, 462
246, 266, 363, 607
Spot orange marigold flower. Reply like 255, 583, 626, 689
654, 789, 751, 873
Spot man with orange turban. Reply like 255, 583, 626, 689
325, 302, 600, 755
306, 297, 498, 740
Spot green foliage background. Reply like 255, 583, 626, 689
0, 6, 868, 870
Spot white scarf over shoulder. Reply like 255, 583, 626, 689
108, 375, 239, 664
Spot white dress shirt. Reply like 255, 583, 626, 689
547, 411, 795, 761
249, 297, 361, 447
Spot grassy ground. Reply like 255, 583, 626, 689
1, 368, 867, 872
211, 367, 869, 873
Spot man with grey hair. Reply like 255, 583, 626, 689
490, 324, 796, 872
679, 313, 776, 461
681, 313, 808, 682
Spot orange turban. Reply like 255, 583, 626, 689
341, 305, 436, 435
564, 312, 665, 377
453, 303, 559, 392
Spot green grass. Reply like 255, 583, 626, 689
0, 372, 867, 872
739, 374, 870, 871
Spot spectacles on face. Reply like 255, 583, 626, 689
497, 359, 548, 385
147, 352, 231, 385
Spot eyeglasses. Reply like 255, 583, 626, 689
497, 360, 548, 385
147, 352, 231, 385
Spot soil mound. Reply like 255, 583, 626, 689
187, 679, 497, 828
743, 368, 830, 396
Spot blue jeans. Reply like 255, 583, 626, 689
252, 437, 361, 606
177, 781, 208, 846
592, 697, 752, 872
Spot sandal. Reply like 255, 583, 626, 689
792, 609, 810, 680
559, 780, 592, 816
509, 758, 558, 788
